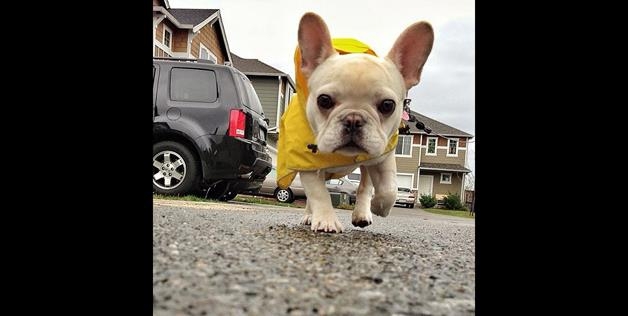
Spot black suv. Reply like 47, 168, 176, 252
153, 57, 272, 199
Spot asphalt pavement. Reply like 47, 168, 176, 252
153, 199, 475, 315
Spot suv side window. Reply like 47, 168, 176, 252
237, 74, 264, 115
170, 68, 218, 103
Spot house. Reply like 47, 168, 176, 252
395, 111, 473, 203
153, 0, 232, 64
231, 53, 296, 134
348, 110, 473, 204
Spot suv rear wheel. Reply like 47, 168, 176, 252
153, 141, 200, 195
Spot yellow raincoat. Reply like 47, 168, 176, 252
276, 38, 399, 189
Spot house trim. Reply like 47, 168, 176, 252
276, 76, 282, 131
417, 133, 422, 191
193, 11, 232, 63
426, 136, 438, 156
460, 173, 466, 203
153, 7, 194, 29
192, 12, 219, 32
420, 167, 470, 173
440, 173, 452, 184
154, 41, 174, 56
446, 138, 459, 157
186, 31, 195, 56
154, 15, 166, 29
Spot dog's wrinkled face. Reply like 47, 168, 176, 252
298, 13, 433, 157
306, 53, 406, 156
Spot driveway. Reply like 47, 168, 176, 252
153, 199, 475, 315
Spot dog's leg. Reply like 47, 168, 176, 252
366, 154, 397, 217
352, 165, 374, 227
300, 200, 312, 225
300, 171, 344, 233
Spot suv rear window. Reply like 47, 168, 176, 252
170, 68, 218, 103
236, 74, 264, 115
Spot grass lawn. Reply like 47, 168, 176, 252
422, 208, 475, 219
152, 193, 304, 208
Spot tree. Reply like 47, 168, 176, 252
464, 172, 474, 191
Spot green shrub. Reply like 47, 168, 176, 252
443, 192, 464, 210
419, 194, 437, 208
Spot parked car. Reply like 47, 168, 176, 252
152, 57, 272, 200
249, 167, 357, 204
251, 167, 305, 203
325, 178, 357, 205
395, 187, 416, 208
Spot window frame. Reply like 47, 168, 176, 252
395, 134, 413, 157
163, 25, 172, 49
426, 136, 438, 156
440, 173, 452, 184
199, 43, 217, 63
446, 138, 459, 157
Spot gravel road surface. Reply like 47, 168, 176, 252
153, 199, 475, 315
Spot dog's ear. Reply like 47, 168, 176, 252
298, 12, 336, 78
387, 22, 434, 90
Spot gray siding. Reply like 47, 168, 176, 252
395, 145, 420, 188
249, 76, 279, 129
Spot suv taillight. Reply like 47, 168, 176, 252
228, 109, 246, 138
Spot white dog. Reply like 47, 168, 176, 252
277, 12, 433, 233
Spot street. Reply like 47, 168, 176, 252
153, 199, 475, 315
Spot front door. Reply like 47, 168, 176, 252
418, 175, 433, 197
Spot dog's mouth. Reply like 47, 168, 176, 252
333, 140, 368, 155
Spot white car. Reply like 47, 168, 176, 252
395, 187, 416, 208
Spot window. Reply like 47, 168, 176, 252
235, 74, 264, 115
326, 179, 342, 185
170, 68, 218, 102
199, 43, 217, 63
440, 173, 452, 184
395, 135, 413, 156
163, 26, 172, 49
426, 137, 437, 156
447, 138, 459, 157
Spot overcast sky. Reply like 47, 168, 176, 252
168, 0, 475, 177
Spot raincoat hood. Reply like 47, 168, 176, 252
276, 38, 399, 189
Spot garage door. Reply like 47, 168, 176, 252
418, 175, 433, 197
396, 174, 413, 189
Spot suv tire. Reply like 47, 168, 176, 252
153, 141, 200, 195
275, 188, 294, 203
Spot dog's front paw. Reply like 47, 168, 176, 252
311, 214, 344, 233
352, 209, 373, 228
300, 214, 312, 225
371, 191, 396, 217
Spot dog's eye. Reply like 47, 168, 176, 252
317, 94, 334, 109
378, 99, 396, 115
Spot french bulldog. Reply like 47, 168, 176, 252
297, 12, 433, 232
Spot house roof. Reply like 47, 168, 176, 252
419, 162, 471, 173
168, 9, 218, 26
231, 53, 296, 88
231, 53, 285, 75
405, 110, 473, 138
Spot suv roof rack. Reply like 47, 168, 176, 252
153, 56, 216, 64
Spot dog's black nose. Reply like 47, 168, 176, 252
342, 113, 364, 133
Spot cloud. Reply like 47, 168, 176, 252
409, 17, 475, 139
167, 0, 475, 173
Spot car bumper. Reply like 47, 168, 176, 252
198, 136, 272, 182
